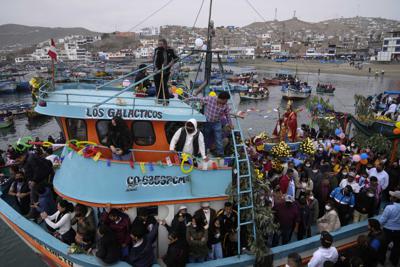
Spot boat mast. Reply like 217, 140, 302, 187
204, 0, 214, 89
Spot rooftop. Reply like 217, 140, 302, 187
35, 82, 206, 122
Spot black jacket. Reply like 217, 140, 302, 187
106, 127, 133, 155
135, 71, 152, 89
165, 213, 192, 242
23, 153, 54, 183
355, 189, 375, 216
127, 223, 158, 267
163, 240, 188, 267
153, 47, 178, 72
96, 233, 120, 265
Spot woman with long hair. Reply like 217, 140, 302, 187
41, 199, 75, 245
106, 116, 133, 161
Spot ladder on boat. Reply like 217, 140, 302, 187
232, 129, 257, 256
215, 54, 256, 255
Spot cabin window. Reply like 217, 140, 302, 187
132, 121, 155, 146
96, 120, 109, 145
65, 119, 87, 141
164, 122, 185, 143
137, 206, 158, 217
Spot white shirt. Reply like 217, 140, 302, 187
339, 179, 361, 193
308, 247, 338, 267
385, 103, 397, 114
367, 168, 389, 190
169, 128, 206, 159
45, 211, 72, 235
203, 209, 211, 225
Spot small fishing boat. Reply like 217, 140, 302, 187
239, 84, 269, 100
281, 84, 312, 100
0, 114, 14, 129
0, 103, 32, 115
0, 79, 17, 93
316, 84, 335, 94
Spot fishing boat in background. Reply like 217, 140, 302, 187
0, 103, 32, 116
316, 83, 335, 94
0, 79, 17, 93
0, 113, 14, 129
281, 83, 312, 100
239, 83, 269, 100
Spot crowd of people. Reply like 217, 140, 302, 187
370, 93, 400, 121
246, 123, 400, 266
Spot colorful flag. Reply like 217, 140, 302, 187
140, 162, 146, 174
47, 39, 57, 61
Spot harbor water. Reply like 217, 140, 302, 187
0, 68, 398, 266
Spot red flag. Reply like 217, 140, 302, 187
47, 39, 57, 61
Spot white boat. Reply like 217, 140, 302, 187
281, 84, 312, 100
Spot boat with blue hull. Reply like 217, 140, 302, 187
0, 79, 17, 93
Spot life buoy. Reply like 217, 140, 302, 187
180, 153, 194, 174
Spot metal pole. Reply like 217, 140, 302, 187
204, 0, 213, 92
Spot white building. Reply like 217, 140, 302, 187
271, 44, 282, 54
377, 31, 400, 61
138, 27, 159, 36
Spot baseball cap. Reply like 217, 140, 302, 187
178, 205, 187, 211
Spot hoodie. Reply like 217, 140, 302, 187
169, 118, 206, 159
308, 246, 338, 267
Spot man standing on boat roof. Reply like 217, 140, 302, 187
153, 38, 178, 105
169, 118, 208, 161
190, 91, 233, 157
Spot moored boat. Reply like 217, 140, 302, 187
0, 114, 14, 129
316, 83, 335, 94
0, 79, 17, 94
281, 84, 312, 100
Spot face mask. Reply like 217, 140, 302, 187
192, 224, 197, 228
186, 127, 195, 134
312, 169, 318, 173
309, 196, 314, 200
325, 205, 331, 211
306, 164, 311, 167
342, 172, 348, 176
367, 193, 375, 198
381, 159, 387, 164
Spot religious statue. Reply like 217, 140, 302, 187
273, 100, 299, 142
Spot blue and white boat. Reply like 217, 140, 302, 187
281, 83, 312, 100
0, 79, 17, 93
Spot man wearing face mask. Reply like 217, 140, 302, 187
339, 172, 361, 194
367, 163, 389, 192
330, 185, 355, 226
273, 195, 300, 245
386, 160, 400, 199
317, 200, 341, 233
194, 202, 216, 229
169, 118, 208, 161
306, 191, 319, 236
353, 188, 376, 222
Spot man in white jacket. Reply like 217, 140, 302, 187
169, 118, 208, 161
308, 231, 338, 267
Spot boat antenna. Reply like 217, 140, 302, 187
204, 0, 214, 88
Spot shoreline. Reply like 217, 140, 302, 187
236, 59, 400, 79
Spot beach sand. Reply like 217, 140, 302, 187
238, 59, 400, 78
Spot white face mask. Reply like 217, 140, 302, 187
342, 172, 348, 176
325, 205, 331, 211
367, 193, 375, 198
306, 164, 311, 167
309, 196, 314, 200
312, 169, 318, 173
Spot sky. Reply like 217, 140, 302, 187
1, 0, 399, 32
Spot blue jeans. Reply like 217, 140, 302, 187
208, 242, 223, 260
112, 152, 131, 161
204, 121, 223, 155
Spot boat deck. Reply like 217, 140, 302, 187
35, 83, 207, 122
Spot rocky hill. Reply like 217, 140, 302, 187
0, 24, 99, 49
243, 17, 400, 40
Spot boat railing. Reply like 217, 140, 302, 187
69, 144, 234, 168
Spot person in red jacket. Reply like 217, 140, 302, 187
100, 208, 131, 259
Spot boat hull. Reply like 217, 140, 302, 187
239, 92, 269, 100
0, 80, 17, 93
282, 90, 311, 100
0, 117, 13, 129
